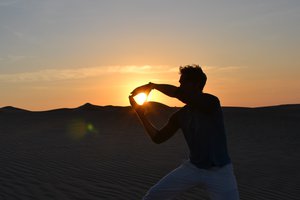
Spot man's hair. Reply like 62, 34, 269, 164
179, 64, 207, 90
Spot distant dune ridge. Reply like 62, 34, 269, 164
0, 103, 299, 199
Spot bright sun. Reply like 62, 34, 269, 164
134, 93, 148, 105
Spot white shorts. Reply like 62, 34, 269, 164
143, 160, 239, 200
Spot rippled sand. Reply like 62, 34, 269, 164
0, 103, 299, 199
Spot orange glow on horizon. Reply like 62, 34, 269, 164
1, 64, 299, 111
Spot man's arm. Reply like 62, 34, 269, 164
129, 95, 179, 144
151, 83, 178, 98
131, 83, 179, 99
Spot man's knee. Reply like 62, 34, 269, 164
209, 189, 240, 200
143, 185, 178, 200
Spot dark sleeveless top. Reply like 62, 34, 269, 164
172, 92, 231, 169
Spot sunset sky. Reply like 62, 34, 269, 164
1, 0, 299, 111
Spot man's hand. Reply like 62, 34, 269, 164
130, 82, 154, 97
129, 95, 146, 115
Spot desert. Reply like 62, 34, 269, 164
0, 103, 299, 199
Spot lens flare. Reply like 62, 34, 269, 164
67, 119, 98, 140
133, 93, 148, 105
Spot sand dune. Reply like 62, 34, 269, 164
0, 103, 299, 199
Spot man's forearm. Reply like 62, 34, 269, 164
135, 111, 161, 143
151, 83, 178, 98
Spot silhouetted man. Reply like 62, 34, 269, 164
129, 65, 239, 200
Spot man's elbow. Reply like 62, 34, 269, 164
151, 135, 165, 144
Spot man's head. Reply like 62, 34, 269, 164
179, 64, 207, 92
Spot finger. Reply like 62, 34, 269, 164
130, 90, 138, 96
130, 88, 140, 95
131, 85, 150, 95
129, 95, 137, 106
129, 95, 134, 103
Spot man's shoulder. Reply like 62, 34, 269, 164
202, 93, 220, 104
202, 92, 218, 99
192, 93, 221, 113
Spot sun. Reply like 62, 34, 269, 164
133, 93, 148, 105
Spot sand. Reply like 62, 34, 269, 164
0, 103, 299, 199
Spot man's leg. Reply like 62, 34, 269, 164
205, 164, 239, 200
143, 161, 203, 200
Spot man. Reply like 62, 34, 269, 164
129, 65, 239, 200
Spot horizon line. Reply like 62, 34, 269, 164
1, 102, 300, 112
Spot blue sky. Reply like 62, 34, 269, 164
1, 0, 300, 110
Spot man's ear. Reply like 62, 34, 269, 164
192, 81, 201, 89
